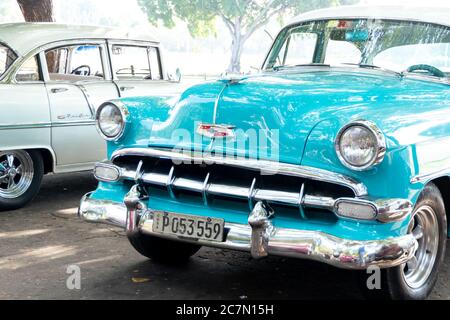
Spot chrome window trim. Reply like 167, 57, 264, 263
0, 41, 20, 82
107, 39, 163, 81
0, 37, 160, 84
111, 147, 368, 196
2, 38, 112, 84
38, 40, 111, 84
335, 119, 387, 171
288, 15, 450, 30
261, 18, 450, 85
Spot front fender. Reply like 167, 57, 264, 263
302, 118, 423, 203
106, 95, 179, 158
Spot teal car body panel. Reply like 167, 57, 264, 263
91, 68, 450, 240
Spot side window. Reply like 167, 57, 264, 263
0, 44, 18, 77
148, 47, 161, 80
45, 45, 104, 82
46, 48, 68, 74
276, 32, 318, 67
373, 43, 450, 73
111, 45, 161, 80
325, 40, 362, 65
16, 55, 41, 82
71, 45, 104, 77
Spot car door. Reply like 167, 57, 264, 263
0, 53, 51, 152
42, 41, 119, 171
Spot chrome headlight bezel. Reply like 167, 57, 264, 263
95, 101, 129, 141
335, 120, 386, 171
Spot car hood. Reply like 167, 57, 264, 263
122, 69, 449, 165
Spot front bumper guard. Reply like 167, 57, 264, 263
79, 191, 418, 270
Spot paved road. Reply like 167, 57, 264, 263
0, 172, 449, 300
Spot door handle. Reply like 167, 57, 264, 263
120, 86, 135, 91
51, 88, 68, 93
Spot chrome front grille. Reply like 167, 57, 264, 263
111, 149, 362, 218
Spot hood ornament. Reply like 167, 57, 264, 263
197, 123, 236, 139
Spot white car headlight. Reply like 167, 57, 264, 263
335, 120, 386, 171
96, 102, 128, 141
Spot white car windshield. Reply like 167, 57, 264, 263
0, 44, 17, 78
264, 19, 450, 78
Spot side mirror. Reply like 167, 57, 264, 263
168, 67, 182, 83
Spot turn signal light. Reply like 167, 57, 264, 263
334, 199, 377, 221
94, 164, 120, 182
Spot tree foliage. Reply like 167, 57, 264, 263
139, 0, 357, 72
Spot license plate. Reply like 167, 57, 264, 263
152, 212, 225, 242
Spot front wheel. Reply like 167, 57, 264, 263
128, 232, 201, 263
0, 150, 44, 211
361, 183, 447, 300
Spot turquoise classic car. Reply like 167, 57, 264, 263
79, 5, 450, 299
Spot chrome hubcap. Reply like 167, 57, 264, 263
0, 151, 34, 199
402, 205, 439, 289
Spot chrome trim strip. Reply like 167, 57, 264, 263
213, 84, 228, 124
248, 177, 256, 210
111, 147, 368, 196
410, 168, 450, 184
202, 172, 210, 206
79, 194, 418, 270
167, 166, 176, 199
0, 123, 52, 130
51, 120, 96, 127
77, 84, 96, 117
0, 121, 95, 130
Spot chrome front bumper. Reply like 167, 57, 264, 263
79, 192, 418, 270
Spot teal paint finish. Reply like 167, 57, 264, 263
97, 68, 450, 240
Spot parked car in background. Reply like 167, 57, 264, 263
0, 23, 184, 210
79, 5, 450, 299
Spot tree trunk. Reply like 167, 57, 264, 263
226, 18, 245, 73
17, 0, 54, 22
228, 38, 244, 73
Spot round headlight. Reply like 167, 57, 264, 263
335, 120, 386, 171
96, 102, 127, 141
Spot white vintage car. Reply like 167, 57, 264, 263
0, 23, 182, 210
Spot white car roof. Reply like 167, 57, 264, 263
290, 5, 450, 28
0, 23, 159, 56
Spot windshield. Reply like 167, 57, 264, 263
0, 44, 17, 78
264, 19, 450, 78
